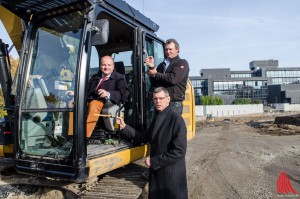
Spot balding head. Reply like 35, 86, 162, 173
100, 56, 115, 76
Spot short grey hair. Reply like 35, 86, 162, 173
153, 87, 169, 97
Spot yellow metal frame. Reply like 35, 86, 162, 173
88, 145, 149, 178
0, 144, 14, 157
183, 80, 196, 140
0, 6, 22, 52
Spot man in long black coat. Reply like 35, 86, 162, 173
116, 87, 188, 199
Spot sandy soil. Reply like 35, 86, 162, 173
1, 112, 300, 199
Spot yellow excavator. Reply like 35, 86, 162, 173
0, 0, 195, 197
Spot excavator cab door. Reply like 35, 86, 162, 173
11, 2, 92, 181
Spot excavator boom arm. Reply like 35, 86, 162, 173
0, 6, 23, 53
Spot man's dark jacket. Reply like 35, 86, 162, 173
87, 70, 129, 104
122, 106, 188, 199
150, 55, 189, 101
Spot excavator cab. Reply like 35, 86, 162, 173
0, 0, 195, 183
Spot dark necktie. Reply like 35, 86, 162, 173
96, 76, 107, 91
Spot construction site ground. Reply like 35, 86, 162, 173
1, 111, 300, 199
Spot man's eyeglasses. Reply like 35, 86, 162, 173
152, 96, 168, 101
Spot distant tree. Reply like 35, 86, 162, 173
0, 56, 19, 117
0, 90, 6, 118
10, 55, 19, 78
0, 68, 4, 117
200, 95, 224, 105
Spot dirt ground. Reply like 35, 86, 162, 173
186, 112, 300, 199
1, 112, 300, 199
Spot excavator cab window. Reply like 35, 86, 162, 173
19, 11, 84, 158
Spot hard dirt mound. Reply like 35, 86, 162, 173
274, 114, 300, 126
248, 114, 300, 136
0, 185, 64, 199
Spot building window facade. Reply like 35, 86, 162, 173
190, 61, 300, 105
230, 73, 256, 78
213, 80, 268, 103
266, 70, 300, 84
191, 79, 208, 105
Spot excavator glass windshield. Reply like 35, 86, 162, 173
19, 11, 84, 158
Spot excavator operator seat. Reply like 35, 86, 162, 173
114, 61, 125, 75
102, 105, 122, 131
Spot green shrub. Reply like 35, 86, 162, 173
200, 95, 224, 105
251, 99, 261, 104
233, 98, 262, 104
233, 98, 251, 104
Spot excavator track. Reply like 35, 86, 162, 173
81, 163, 148, 199
0, 162, 148, 199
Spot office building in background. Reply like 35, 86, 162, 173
190, 60, 300, 105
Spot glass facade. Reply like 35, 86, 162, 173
191, 79, 208, 105
266, 70, 300, 84
214, 81, 243, 90
230, 73, 256, 78
266, 70, 300, 77
190, 66, 300, 105
213, 80, 268, 101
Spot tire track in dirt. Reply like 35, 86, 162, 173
186, 121, 242, 199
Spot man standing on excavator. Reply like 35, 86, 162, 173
145, 38, 189, 115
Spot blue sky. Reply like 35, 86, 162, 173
0, 22, 18, 58
1, 0, 300, 75
126, 0, 300, 75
